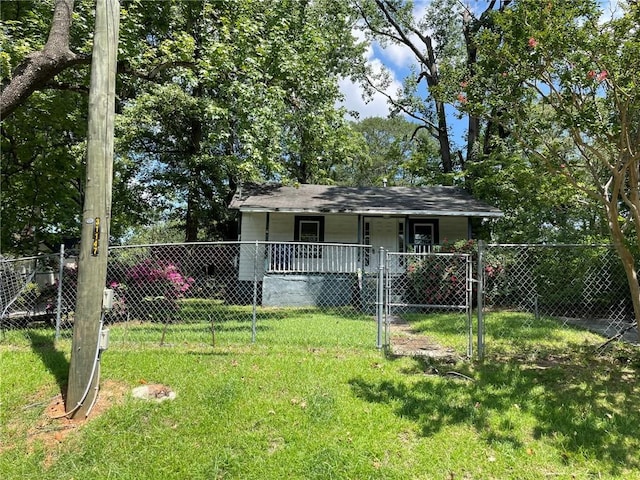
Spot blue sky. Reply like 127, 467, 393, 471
338, 0, 624, 125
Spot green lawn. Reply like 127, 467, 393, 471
400, 310, 612, 357
1, 309, 639, 479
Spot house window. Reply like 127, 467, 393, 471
294, 216, 324, 242
409, 219, 439, 252
294, 216, 324, 257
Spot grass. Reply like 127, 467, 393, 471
1, 309, 639, 479
400, 310, 611, 357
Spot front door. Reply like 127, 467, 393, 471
366, 217, 400, 271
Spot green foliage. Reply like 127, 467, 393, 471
466, 0, 640, 321
2, 0, 366, 251
115, 0, 366, 240
1, 91, 86, 251
467, 138, 608, 243
335, 116, 441, 186
1, 1, 146, 252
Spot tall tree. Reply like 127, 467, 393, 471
470, 0, 640, 338
1, 0, 146, 253
353, 0, 511, 179
117, 0, 365, 241
334, 116, 439, 186
2, 0, 365, 249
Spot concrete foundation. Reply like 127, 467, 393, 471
261, 274, 355, 307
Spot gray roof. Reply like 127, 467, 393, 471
230, 184, 503, 218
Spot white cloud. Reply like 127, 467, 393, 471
338, 77, 389, 120
338, 29, 405, 121
338, 0, 430, 120
338, 59, 404, 121
376, 41, 416, 69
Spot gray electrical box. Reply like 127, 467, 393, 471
99, 328, 109, 351
103, 288, 114, 310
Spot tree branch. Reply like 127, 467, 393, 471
363, 75, 440, 138
1, 0, 80, 120
374, 0, 433, 78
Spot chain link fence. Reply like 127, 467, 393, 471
106, 242, 377, 348
478, 243, 639, 359
1, 242, 379, 348
2, 241, 638, 360
1, 248, 77, 341
383, 251, 473, 358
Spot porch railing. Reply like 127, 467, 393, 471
266, 242, 369, 273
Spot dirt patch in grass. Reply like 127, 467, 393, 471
388, 317, 461, 361
25, 380, 129, 465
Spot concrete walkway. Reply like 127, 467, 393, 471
559, 317, 639, 345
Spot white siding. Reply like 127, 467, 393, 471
263, 213, 359, 243
267, 213, 359, 273
268, 214, 293, 241
238, 213, 267, 281
240, 212, 267, 242
236, 212, 469, 280
241, 212, 468, 245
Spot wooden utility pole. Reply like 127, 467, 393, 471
66, 0, 119, 418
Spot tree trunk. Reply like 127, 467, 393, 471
184, 115, 203, 242
184, 188, 199, 242
606, 200, 640, 343
434, 101, 453, 175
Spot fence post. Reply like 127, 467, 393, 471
55, 244, 65, 341
252, 241, 258, 343
376, 247, 384, 349
477, 240, 485, 361
466, 254, 473, 358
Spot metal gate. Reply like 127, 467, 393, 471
381, 251, 473, 358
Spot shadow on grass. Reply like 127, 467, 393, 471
27, 331, 69, 393
350, 350, 640, 476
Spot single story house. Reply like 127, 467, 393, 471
228, 184, 502, 307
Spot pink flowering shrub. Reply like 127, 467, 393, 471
407, 251, 468, 307
126, 260, 194, 296
407, 240, 504, 307
118, 259, 195, 321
